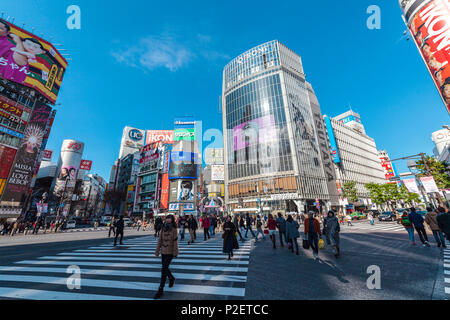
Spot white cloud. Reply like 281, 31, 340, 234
112, 34, 229, 72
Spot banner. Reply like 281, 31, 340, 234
420, 176, 440, 193
80, 160, 92, 170
160, 173, 169, 210
0, 19, 68, 104
404, 0, 450, 114
0, 103, 51, 206
403, 178, 421, 194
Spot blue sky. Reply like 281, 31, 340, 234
3, 0, 449, 180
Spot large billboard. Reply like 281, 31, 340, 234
232, 115, 277, 151
211, 165, 225, 181
0, 103, 51, 207
119, 126, 146, 159
400, 0, 450, 114
146, 130, 174, 144
53, 139, 84, 196
0, 19, 68, 104
204, 148, 224, 165
140, 141, 162, 164
169, 151, 198, 179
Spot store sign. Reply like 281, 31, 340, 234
269, 193, 299, 200
79, 160, 92, 170
129, 129, 144, 142
146, 130, 174, 144
42, 149, 53, 161
174, 128, 195, 141
169, 203, 195, 211
0, 125, 23, 138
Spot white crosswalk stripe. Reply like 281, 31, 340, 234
340, 222, 405, 232
0, 235, 251, 300
443, 240, 450, 297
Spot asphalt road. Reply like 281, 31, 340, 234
0, 221, 447, 300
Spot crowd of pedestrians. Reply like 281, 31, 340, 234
1, 217, 70, 236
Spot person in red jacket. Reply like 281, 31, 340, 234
267, 214, 277, 249
202, 214, 211, 241
304, 211, 322, 260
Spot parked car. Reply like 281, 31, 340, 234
123, 218, 132, 227
378, 212, 396, 222
64, 220, 76, 229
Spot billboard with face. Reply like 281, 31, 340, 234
402, 0, 450, 114
0, 19, 68, 104
178, 180, 195, 201
53, 139, 84, 196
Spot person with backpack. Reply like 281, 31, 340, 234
409, 207, 430, 247
425, 207, 447, 248
401, 211, 416, 245
304, 211, 322, 260
323, 210, 341, 258
202, 214, 211, 241
254, 215, 266, 242
154, 214, 178, 299
437, 207, 450, 242
285, 214, 300, 255
267, 214, 277, 248
276, 213, 287, 247
244, 213, 256, 238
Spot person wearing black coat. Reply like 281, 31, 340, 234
154, 216, 163, 237
114, 216, 124, 246
187, 215, 198, 244
222, 216, 239, 260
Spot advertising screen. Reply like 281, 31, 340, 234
0, 103, 51, 206
406, 0, 450, 113
169, 151, 198, 179
146, 130, 174, 144
0, 19, 68, 104
233, 115, 277, 151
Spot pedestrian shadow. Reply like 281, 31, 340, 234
319, 258, 350, 284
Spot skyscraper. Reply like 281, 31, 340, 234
222, 40, 330, 214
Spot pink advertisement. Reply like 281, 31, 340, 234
233, 115, 277, 151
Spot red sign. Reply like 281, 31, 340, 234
66, 141, 82, 151
0, 95, 23, 116
160, 173, 169, 210
0, 145, 17, 179
380, 157, 395, 182
80, 160, 92, 171
42, 149, 53, 161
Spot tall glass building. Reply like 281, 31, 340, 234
222, 40, 332, 214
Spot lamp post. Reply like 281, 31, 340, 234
407, 159, 432, 208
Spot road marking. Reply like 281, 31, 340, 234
56, 252, 249, 259
79, 249, 250, 254
0, 274, 245, 297
0, 287, 150, 300
0, 266, 247, 282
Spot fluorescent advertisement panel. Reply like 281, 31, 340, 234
324, 116, 341, 164
233, 115, 277, 151
0, 19, 68, 104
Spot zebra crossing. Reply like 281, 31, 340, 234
442, 240, 450, 298
341, 222, 405, 233
0, 235, 252, 300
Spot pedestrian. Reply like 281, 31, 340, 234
10, 221, 18, 236
137, 219, 142, 231
178, 215, 186, 241
276, 213, 287, 247
233, 214, 244, 241
94, 220, 99, 230
209, 215, 215, 237
113, 216, 124, 246
267, 214, 277, 248
222, 215, 238, 260
202, 214, 211, 240
323, 210, 341, 258
400, 210, 416, 245
437, 207, 450, 243
245, 213, 256, 238
409, 207, 430, 247
425, 207, 447, 248
154, 216, 163, 237
142, 220, 147, 231
304, 211, 322, 260
254, 215, 266, 242
239, 215, 246, 237
346, 214, 353, 226
285, 214, 300, 255
187, 214, 198, 245
368, 213, 375, 225
108, 217, 116, 237
154, 214, 178, 299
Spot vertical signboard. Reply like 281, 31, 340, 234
0, 103, 51, 207
324, 116, 341, 164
